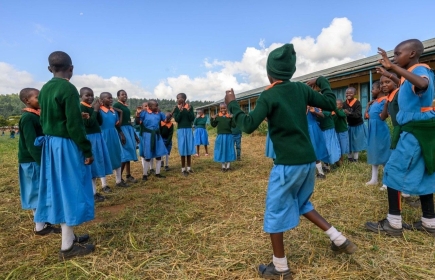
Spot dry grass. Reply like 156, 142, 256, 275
1, 133, 434, 280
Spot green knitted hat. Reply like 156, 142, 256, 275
266, 44, 297, 80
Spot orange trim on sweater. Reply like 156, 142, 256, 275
161, 121, 173, 128
387, 88, 399, 102
218, 112, 230, 117
265, 80, 283, 90
22, 108, 40, 116
80, 101, 92, 108
101, 106, 115, 113
346, 98, 357, 107
376, 96, 388, 103
400, 63, 431, 85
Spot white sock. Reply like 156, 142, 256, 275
272, 255, 289, 272
316, 163, 324, 175
115, 168, 122, 184
354, 152, 359, 160
226, 162, 230, 169
92, 178, 97, 195
35, 222, 45, 232
181, 167, 185, 172
380, 184, 387, 191
60, 223, 75, 251
141, 158, 146, 169
165, 155, 169, 166
421, 217, 435, 228
387, 214, 402, 229
222, 163, 226, 169
401, 193, 410, 198
187, 166, 191, 171
156, 159, 161, 174
143, 161, 150, 175
150, 158, 154, 170
325, 226, 346, 246
100, 177, 107, 187
367, 165, 379, 184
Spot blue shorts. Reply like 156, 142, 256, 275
264, 163, 315, 233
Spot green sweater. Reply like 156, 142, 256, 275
228, 77, 336, 165
160, 123, 174, 142
332, 109, 348, 133
38, 77, 92, 157
113, 102, 131, 126
80, 104, 102, 134
211, 115, 236, 134
173, 106, 195, 129
18, 111, 43, 164
317, 111, 335, 131
193, 116, 207, 128
231, 126, 242, 135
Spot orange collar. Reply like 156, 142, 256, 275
265, 80, 283, 90
387, 88, 399, 102
147, 108, 159, 114
22, 108, 40, 116
117, 100, 128, 106
376, 96, 388, 103
331, 111, 336, 115
80, 101, 92, 108
401, 63, 431, 85
161, 121, 173, 128
178, 103, 189, 110
218, 112, 230, 117
101, 106, 115, 113
346, 98, 357, 107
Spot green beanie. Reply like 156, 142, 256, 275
266, 44, 297, 80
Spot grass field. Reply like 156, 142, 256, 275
1, 133, 434, 280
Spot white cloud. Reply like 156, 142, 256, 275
0, 62, 44, 94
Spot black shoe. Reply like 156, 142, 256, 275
116, 181, 129, 188
73, 234, 90, 244
101, 186, 112, 193
161, 161, 164, 167
165, 166, 170, 171
316, 174, 326, 179
258, 262, 292, 280
348, 158, 355, 162
94, 193, 105, 203
365, 219, 403, 237
330, 239, 357, 254
35, 223, 61, 236
322, 167, 330, 173
226, 167, 231, 172
155, 173, 166, 178
142, 175, 148, 181
59, 243, 95, 261
222, 168, 226, 172
126, 174, 137, 183
182, 171, 189, 176
412, 221, 435, 237
149, 169, 155, 174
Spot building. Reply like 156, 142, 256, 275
197, 38, 435, 117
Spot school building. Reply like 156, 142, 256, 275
197, 38, 435, 116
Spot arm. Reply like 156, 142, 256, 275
347, 102, 363, 119
230, 116, 236, 128
22, 118, 42, 164
375, 66, 401, 85
364, 102, 371, 120
187, 106, 195, 122
306, 77, 336, 111
210, 116, 218, 127
379, 100, 389, 121
173, 106, 181, 123
228, 96, 268, 134
335, 108, 346, 118
310, 110, 324, 118
168, 126, 174, 144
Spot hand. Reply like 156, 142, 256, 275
225, 88, 235, 104
306, 78, 318, 89
84, 156, 94, 165
185, 102, 191, 110
81, 112, 90, 119
375, 66, 389, 76
119, 132, 126, 145
378, 47, 393, 69
309, 106, 315, 112
93, 101, 100, 111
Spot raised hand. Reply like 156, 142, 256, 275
225, 88, 235, 105
378, 47, 393, 69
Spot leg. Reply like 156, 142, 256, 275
416, 194, 435, 234
205, 145, 208, 155
125, 162, 137, 182
303, 209, 331, 231
196, 145, 200, 155
270, 232, 285, 258
187, 155, 192, 172
121, 162, 126, 177
366, 165, 379, 185
181, 156, 186, 168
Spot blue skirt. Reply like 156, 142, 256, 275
367, 119, 391, 165
383, 132, 435, 195
19, 162, 40, 209
348, 124, 367, 152
163, 138, 172, 155
101, 128, 122, 170
323, 128, 341, 164
194, 128, 209, 145
138, 134, 144, 158
264, 163, 315, 233
87, 133, 113, 178
265, 133, 276, 159
141, 132, 167, 159
308, 123, 328, 162
337, 131, 349, 155
120, 125, 138, 162
33, 136, 94, 226
213, 134, 236, 162
177, 128, 195, 156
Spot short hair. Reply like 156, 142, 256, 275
100, 92, 112, 99
372, 81, 380, 88
346, 87, 356, 93
117, 90, 125, 97
19, 88, 38, 103
219, 103, 227, 107
79, 87, 93, 97
177, 93, 187, 100
398, 39, 424, 57
148, 99, 158, 106
48, 51, 72, 72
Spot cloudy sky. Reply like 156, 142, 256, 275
1, 0, 434, 101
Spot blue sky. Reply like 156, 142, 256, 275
1, 0, 434, 100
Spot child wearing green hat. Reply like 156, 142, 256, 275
225, 44, 357, 280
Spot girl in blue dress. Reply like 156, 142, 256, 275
193, 109, 209, 156
307, 107, 331, 179
365, 81, 391, 186
211, 103, 236, 171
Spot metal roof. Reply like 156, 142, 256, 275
198, 38, 435, 110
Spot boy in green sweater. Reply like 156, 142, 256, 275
18, 88, 61, 235
225, 44, 357, 279
333, 99, 349, 164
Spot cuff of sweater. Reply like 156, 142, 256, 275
228, 100, 240, 113
316, 76, 331, 91
84, 151, 93, 158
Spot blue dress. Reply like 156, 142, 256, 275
194, 128, 209, 146
87, 133, 113, 178
19, 162, 40, 209
307, 109, 329, 162
214, 134, 236, 162
100, 107, 122, 170
383, 65, 435, 195
139, 110, 167, 159
120, 125, 138, 162
366, 98, 391, 165
265, 132, 276, 159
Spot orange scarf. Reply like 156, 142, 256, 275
161, 121, 173, 128
265, 80, 283, 90
218, 112, 230, 117
346, 98, 357, 107
22, 108, 40, 116
376, 96, 388, 103
80, 101, 92, 108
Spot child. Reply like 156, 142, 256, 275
113, 90, 140, 183
160, 112, 174, 171
343, 87, 367, 162
99, 92, 128, 188
307, 107, 329, 179
366, 39, 435, 237
231, 123, 242, 161
139, 100, 167, 180
135, 102, 154, 174
211, 103, 236, 171
10, 127, 15, 139
80, 87, 113, 201
225, 44, 356, 279
34, 51, 94, 259
193, 109, 209, 156
332, 99, 349, 164
18, 88, 61, 235
172, 93, 195, 176
364, 81, 391, 186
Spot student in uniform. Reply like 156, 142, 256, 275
332, 99, 349, 165
211, 103, 236, 171
225, 44, 357, 279
307, 107, 329, 179
193, 109, 209, 156
160, 112, 174, 171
